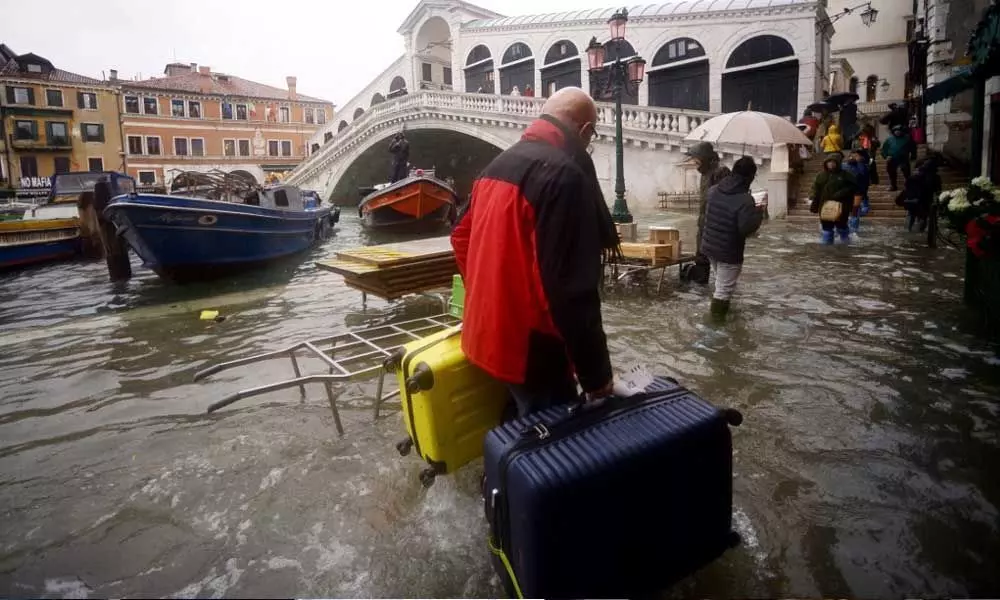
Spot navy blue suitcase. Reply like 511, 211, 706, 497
483, 376, 742, 598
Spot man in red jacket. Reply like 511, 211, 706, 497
451, 87, 620, 416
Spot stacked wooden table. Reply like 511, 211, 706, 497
316, 236, 457, 301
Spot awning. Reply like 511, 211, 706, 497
924, 70, 974, 106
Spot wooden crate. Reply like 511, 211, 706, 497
648, 226, 680, 244
620, 242, 676, 265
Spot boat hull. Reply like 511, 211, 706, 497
104, 194, 332, 282
0, 219, 81, 270
359, 177, 456, 231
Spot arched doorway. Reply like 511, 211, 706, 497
648, 38, 708, 111
353, 107, 365, 120
311, 143, 320, 154
499, 42, 534, 96
336, 122, 347, 134
590, 40, 638, 105
387, 76, 408, 100
541, 40, 580, 97
722, 34, 798, 118
415, 16, 453, 90
371, 93, 385, 107
465, 45, 494, 93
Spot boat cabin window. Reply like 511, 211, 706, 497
274, 189, 289, 207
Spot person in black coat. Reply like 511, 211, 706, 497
700, 156, 765, 319
896, 156, 942, 232
388, 132, 410, 183
839, 98, 859, 146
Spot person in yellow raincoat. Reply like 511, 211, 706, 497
820, 123, 843, 153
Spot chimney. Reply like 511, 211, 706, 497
109, 68, 118, 81
198, 66, 212, 94
199, 66, 211, 75
286, 76, 297, 100
189, 62, 197, 72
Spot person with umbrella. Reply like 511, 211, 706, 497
838, 97, 859, 146
684, 141, 731, 284
810, 151, 858, 244
842, 148, 870, 233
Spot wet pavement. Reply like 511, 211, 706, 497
1, 212, 998, 598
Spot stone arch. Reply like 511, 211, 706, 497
540, 39, 581, 97
721, 34, 798, 117
230, 169, 256, 183
415, 16, 452, 89
499, 41, 535, 96
371, 92, 386, 107
388, 76, 408, 99
326, 130, 336, 141
648, 37, 709, 111
353, 107, 365, 120
590, 40, 639, 105
320, 120, 513, 202
311, 143, 320, 154
464, 44, 494, 93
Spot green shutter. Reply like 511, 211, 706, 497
77, 91, 85, 108
26, 87, 35, 105
4, 85, 13, 104
31, 121, 39, 140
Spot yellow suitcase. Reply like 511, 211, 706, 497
387, 325, 510, 487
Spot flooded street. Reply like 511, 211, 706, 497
1, 212, 999, 598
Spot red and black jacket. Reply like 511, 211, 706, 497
451, 115, 612, 392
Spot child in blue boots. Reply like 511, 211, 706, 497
809, 151, 858, 244
842, 148, 870, 234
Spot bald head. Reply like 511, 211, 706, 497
541, 87, 598, 144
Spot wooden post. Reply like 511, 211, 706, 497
76, 191, 104, 258
93, 180, 131, 282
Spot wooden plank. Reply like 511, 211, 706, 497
620, 242, 675, 266
343, 276, 454, 301
335, 236, 453, 267
316, 254, 457, 278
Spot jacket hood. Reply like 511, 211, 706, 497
717, 172, 752, 195
828, 124, 840, 135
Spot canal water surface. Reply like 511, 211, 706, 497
1, 212, 998, 598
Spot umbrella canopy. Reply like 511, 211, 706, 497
685, 111, 812, 148
826, 92, 860, 106
807, 101, 837, 114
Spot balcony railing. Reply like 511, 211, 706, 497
11, 138, 72, 151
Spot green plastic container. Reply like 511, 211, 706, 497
449, 274, 465, 318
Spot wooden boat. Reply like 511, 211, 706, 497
358, 169, 457, 231
0, 172, 134, 271
104, 176, 335, 282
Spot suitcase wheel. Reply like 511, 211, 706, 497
395, 437, 413, 456
418, 467, 437, 488
723, 408, 743, 427
405, 362, 435, 394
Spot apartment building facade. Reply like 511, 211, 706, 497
118, 63, 334, 190
0, 44, 122, 200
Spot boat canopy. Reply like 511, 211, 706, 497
49, 172, 135, 204
255, 185, 312, 211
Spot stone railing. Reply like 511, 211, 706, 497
287, 90, 718, 185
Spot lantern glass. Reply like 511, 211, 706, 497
586, 37, 606, 71
608, 8, 628, 41
861, 5, 877, 26
627, 57, 646, 85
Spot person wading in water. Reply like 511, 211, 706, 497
684, 141, 731, 284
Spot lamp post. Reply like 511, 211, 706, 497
820, 1, 879, 33
587, 8, 646, 224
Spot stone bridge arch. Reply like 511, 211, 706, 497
318, 119, 515, 203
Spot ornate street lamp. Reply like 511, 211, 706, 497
821, 1, 878, 33
587, 8, 646, 224
860, 4, 878, 27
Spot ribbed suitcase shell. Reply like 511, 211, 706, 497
483, 377, 739, 598
397, 326, 509, 478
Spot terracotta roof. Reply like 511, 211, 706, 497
123, 71, 330, 104
0, 56, 105, 86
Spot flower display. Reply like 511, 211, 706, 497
937, 176, 1000, 258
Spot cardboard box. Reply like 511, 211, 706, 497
620, 242, 675, 265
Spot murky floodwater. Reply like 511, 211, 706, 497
2, 211, 999, 598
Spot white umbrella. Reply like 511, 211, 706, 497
684, 110, 812, 148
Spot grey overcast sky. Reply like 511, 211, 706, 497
0, 0, 606, 107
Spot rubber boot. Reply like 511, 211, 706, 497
848, 215, 860, 234
837, 227, 851, 243
906, 213, 915, 232
860, 198, 871, 216
710, 298, 730, 322
820, 228, 835, 245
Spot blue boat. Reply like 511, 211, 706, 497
104, 181, 339, 282
1, 172, 134, 271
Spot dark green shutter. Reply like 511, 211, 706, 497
77, 91, 85, 108
26, 87, 35, 105
31, 121, 38, 140
4, 85, 13, 104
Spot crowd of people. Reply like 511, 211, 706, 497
807, 100, 942, 239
